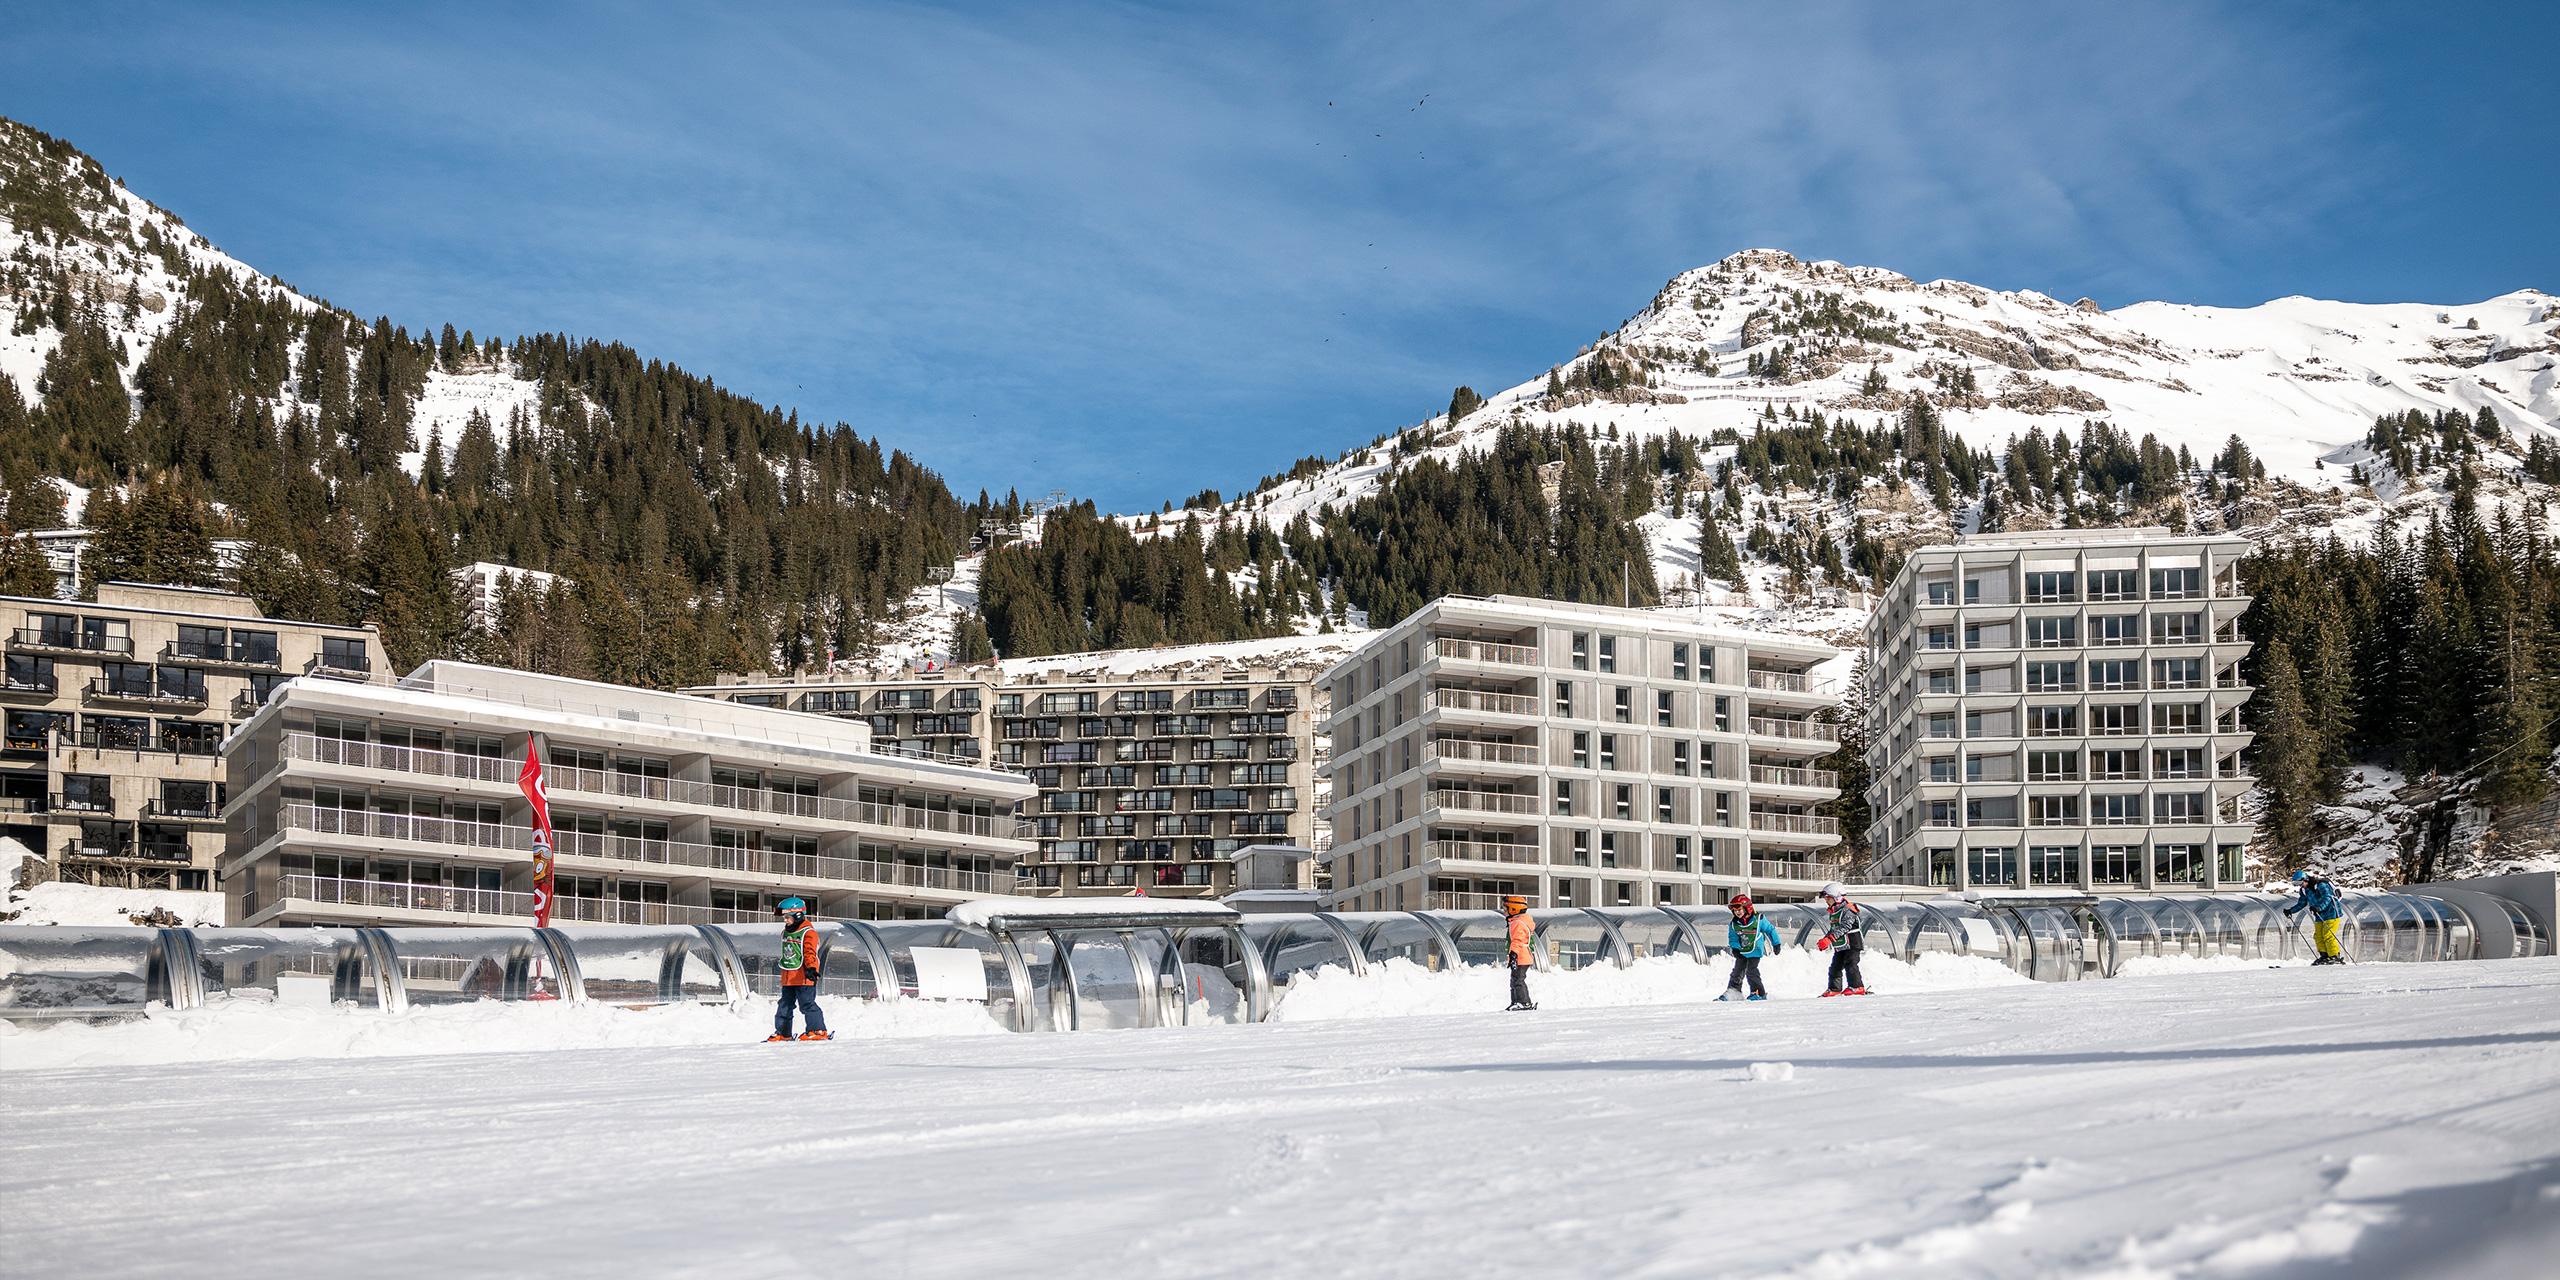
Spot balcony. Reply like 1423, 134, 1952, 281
140, 799, 223, 824
1745, 668, 1835, 697
160, 641, 281, 671
1423, 739, 1540, 768
1749, 763, 1840, 790
1424, 839, 1540, 866
1429, 687, 1539, 718
1429, 637, 1539, 667
50, 793, 114, 814
276, 872, 534, 921
1746, 716, 1839, 748
84, 678, 207, 710
303, 652, 374, 681
282, 732, 515, 784
1422, 890, 1519, 912
1425, 789, 1541, 817
1747, 810, 1840, 837
1749, 857, 1835, 882
10, 628, 132, 658
0, 672, 58, 698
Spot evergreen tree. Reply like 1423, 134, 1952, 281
84, 474, 219, 590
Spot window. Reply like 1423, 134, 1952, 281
2089, 614, 2139, 647
2152, 702, 2205, 735
1925, 580, 1956, 605
2150, 612, 2202, 645
1925, 625, 1956, 651
2152, 748, 2205, 779
2091, 793, 2145, 825
1925, 800, 1959, 828
2155, 791, 2211, 824
1968, 846, 2017, 886
2025, 571, 2076, 603
1597, 734, 1617, 770
1927, 755, 1958, 782
2025, 616, 2078, 648
2027, 845, 2079, 886
2027, 750, 2080, 782
1554, 681, 1573, 717
1656, 787, 1674, 822
1924, 668, 1955, 694
2029, 795, 2081, 826
2089, 659, 2140, 690
2092, 845, 2142, 884
1713, 696, 1731, 732
2086, 569, 2140, 601
1655, 690, 1674, 727
98, 662, 152, 697
2090, 749, 2140, 780
1672, 741, 1691, 776
2, 654, 53, 693
2149, 567, 2201, 600
1553, 779, 1574, 815
1925, 712, 1957, 739
319, 636, 371, 673
1572, 731, 1590, 768
172, 624, 226, 662
1613, 784, 1633, 819
1964, 796, 2017, 826
1570, 633, 1590, 670
1612, 687, 1631, 724
156, 666, 205, 702
2089, 704, 2139, 736
1671, 643, 1690, 680
1597, 636, 1616, 673
2027, 705, 2077, 737
2026, 661, 2078, 692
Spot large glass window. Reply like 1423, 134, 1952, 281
2026, 660, 2078, 692
2025, 616, 2077, 648
2024, 571, 2076, 603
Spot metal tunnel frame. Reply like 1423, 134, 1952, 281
2, 888, 2551, 1028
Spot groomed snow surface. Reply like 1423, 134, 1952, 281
6, 956, 2559, 1277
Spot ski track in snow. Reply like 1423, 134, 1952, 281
3, 958, 2556, 1278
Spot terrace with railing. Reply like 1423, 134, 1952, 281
1424, 839, 1540, 866
1428, 637, 1540, 667
1429, 687, 1540, 717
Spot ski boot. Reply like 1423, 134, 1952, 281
1845, 987, 1871, 996
764, 1034, 793, 1043
1819, 989, 1843, 998
1745, 993, 1767, 1002
799, 1030, 834, 1041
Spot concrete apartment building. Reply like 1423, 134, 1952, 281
220, 661, 1037, 929
1860, 529, 2256, 892
1, 583, 387, 891
688, 659, 1325, 898
1321, 595, 1846, 913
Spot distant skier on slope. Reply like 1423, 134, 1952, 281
1503, 895, 1538, 1011
1815, 881, 1870, 996
2284, 870, 2348, 965
768, 898, 833, 1041
1720, 894, 1781, 1001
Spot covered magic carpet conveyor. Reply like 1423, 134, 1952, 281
1, 887, 2550, 1032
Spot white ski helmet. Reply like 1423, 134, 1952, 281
1818, 880, 1847, 900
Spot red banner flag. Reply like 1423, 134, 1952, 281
518, 740, 557, 927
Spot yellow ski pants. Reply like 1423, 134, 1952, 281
2313, 916, 2343, 960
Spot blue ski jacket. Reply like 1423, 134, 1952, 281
2285, 878, 2343, 922
1727, 915, 1782, 958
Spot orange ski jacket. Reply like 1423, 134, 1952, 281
1506, 912, 1535, 967
781, 923, 822, 986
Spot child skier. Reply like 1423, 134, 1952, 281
2283, 869, 2348, 965
768, 898, 833, 1041
1814, 881, 1870, 996
1721, 893, 1780, 1001
1503, 895, 1537, 1011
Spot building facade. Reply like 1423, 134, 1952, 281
1322, 595, 1845, 912
220, 662, 1037, 928
1860, 529, 2256, 892
688, 661, 1325, 898
2, 583, 386, 891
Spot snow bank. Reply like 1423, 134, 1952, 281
1269, 950, 2026, 1022
0, 994, 1001, 1072
0, 880, 226, 927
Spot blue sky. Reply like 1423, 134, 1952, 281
8, 2, 2554, 510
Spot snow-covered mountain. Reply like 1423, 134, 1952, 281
1211, 248, 2558, 539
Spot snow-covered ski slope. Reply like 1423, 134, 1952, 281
1200, 249, 2559, 534
6, 959, 2555, 1278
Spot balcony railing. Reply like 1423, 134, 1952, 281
0, 673, 58, 696
1424, 839, 1540, 865
1747, 811, 1840, 836
1745, 669, 1832, 696
1750, 858, 1835, 881
85, 678, 207, 708
1746, 716, 1838, 745
140, 799, 223, 823
1429, 637, 1539, 667
161, 642, 282, 670
277, 872, 533, 919
1425, 789, 1541, 815
1422, 890, 1519, 912
1749, 763, 1839, 789
10, 628, 132, 657
304, 653, 375, 680
273, 733, 1030, 843
1430, 688, 1539, 716
1424, 739, 1540, 766
276, 803, 1013, 895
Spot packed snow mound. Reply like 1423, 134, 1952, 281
1268, 951, 2026, 1022
0, 880, 225, 928
0, 994, 1002, 1072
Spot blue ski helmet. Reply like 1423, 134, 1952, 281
777, 897, 808, 915
2289, 870, 2309, 882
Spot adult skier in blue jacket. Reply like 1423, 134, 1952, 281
1720, 894, 1782, 1001
2284, 870, 2347, 965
